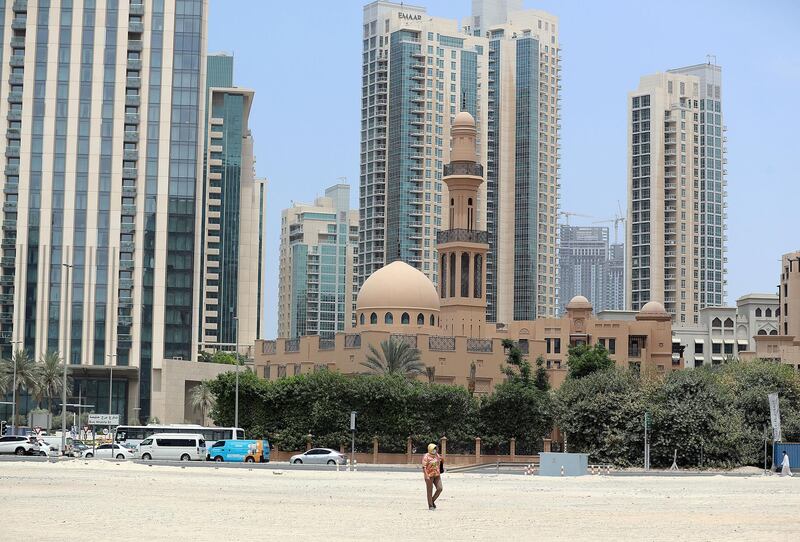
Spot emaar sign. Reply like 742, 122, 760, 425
398, 12, 422, 21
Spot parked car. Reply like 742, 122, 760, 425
137, 433, 207, 461
70, 442, 90, 457
0, 436, 40, 456
35, 441, 59, 457
207, 439, 270, 463
83, 443, 135, 460
290, 448, 346, 465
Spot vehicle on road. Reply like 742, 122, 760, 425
115, 424, 243, 448
290, 448, 346, 465
207, 439, 270, 463
83, 443, 135, 460
70, 442, 90, 457
37, 435, 73, 456
137, 433, 207, 461
0, 436, 40, 456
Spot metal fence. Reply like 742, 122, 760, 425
466, 338, 493, 353
284, 338, 300, 353
344, 334, 361, 349
428, 335, 456, 351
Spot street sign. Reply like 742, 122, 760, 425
88, 414, 120, 426
350, 411, 357, 431
768, 393, 782, 442
644, 412, 651, 430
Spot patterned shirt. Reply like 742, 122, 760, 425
422, 452, 441, 478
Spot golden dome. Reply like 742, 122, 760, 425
356, 261, 440, 312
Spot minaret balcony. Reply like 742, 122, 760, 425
444, 162, 483, 177
437, 229, 488, 245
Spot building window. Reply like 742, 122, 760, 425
694, 342, 703, 354
712, 317, 721, 328
441, 254, 447, 298
360, 313, 365, 325
724, 343, 733, 355
765, 308, 772, 318
449, 253, 456, 297
430, 314, 435, 327
474, 254, 482, 298
724, 318, 733, 328
755, 308, 762, 317
757, 329, 767, 336
712, 342, 721, 354
401, 313, 410, 325
554, 338, 561, 354
385, 312, 393, 325
770, 330, 778, 336
461, 252, 469, 297
370, 312, 377, 325
608, 338, 616, 354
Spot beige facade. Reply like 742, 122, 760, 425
258, 113, 677, 391
627, 64, 726, 326
277, 185, 358, 340
751, 251, 800, 369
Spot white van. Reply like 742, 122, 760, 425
137, 433, 207, 461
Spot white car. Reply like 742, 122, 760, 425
0, 436, 40, 456
35, 441, 59, 457
83, 443, 135, 460
290, 448, 347, 465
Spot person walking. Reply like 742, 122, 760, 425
422, 443, 443, 510
780, 451, 793, 477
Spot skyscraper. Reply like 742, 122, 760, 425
558, 226, 609, 315
0, 0, 208, 421
198, 53, 267, 355
359, 1, 560, 323
607, 242, 625, 311
359, 1, 488, 290
627, 62, 726, 324
278, 184, 359, 340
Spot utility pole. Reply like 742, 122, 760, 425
61, 262, 73, 453
644, 412, 651, 471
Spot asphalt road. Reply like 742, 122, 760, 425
0, 455, 780, 476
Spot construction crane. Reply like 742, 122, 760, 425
593, 203, 627, 244
558, 211, 598, 226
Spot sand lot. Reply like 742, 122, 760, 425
1, 461, 798, 541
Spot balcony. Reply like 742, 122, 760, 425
126, 76, 141, 89
437, 229, 488, 245
444, 162, 483, 177
284, 338, 300, 353
467, 338, 493, 353
122, 167, 137, 179
128, 40, 143, 52
127, 59, 141, 71
11, 19, 26, 31
429, 336, 456, 351
8, 74, 23, 86
4, 165, 19, 176
7, 111, 21, 121
128, 22, 144, 34
123, 150, 139, 161
5, 147, 20, 158
8, 91, 23, 103
124, 131, 139, 143
344, 334, 361, 349
125, 95, 140, 107
13, 0, 27, 12
125, 113, 139, 124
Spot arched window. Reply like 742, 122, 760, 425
770, 330, 778, 336
449, 253, 456, 297
385, 312, 393, 324
712, 317, 722, 328
467, 197, 474, 230
360, 313, 365, 325
401, 312, 410, 325
756, 308, 762, 317
777, 307, 781, 317
441, 254, 447, 298
417, 313, 425, 325
430, 314, 435, 326
757, 329, 767, 336
449, 198, 454, 228
474, 254, 482, 298
370, 312, 377, 325
765, 308, 772, 318
461, 252, 469, 297
724, 318, 734, 328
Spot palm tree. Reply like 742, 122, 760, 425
1, 350, 40, 425
189, 381, 215, 424
0, 360, 10, 396
361, 338, 425, 378
36, 351, 70, 414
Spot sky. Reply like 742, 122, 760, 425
207, 0, 800, 338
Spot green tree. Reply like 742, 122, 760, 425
479, 380, 553, 453
500, 339, 532, 385
189, 381, 215, 423
360, 338, 425, 378
35, 351, 70, 414
1, 350, 40, 424
534, 355, 550, 392
566, 343, 614, 379
555, 368, 645, 466
198, 349, 247, 365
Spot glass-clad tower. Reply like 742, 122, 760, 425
0, 0, 207, 422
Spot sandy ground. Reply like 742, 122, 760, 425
1, 461, 799, 541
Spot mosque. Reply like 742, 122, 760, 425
255, 113, 680, 391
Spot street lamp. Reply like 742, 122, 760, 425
61, 262, 73, 453
9, 339, 22, 434
107, 353, 117, 416
232, 315, 240, 430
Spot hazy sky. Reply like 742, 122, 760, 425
208, 0, 800, 337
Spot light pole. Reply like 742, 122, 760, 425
9, 339, 22, 434
107, 353, 117, 416
61, 262, 73, 453
232, 315, 239, 430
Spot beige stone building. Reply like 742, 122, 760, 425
257, 114, 678, 391
277, 185, 359, 340
627, 63, 727, 326
751, 251, 800, 369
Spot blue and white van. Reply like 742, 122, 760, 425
207, 439, 270, 463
